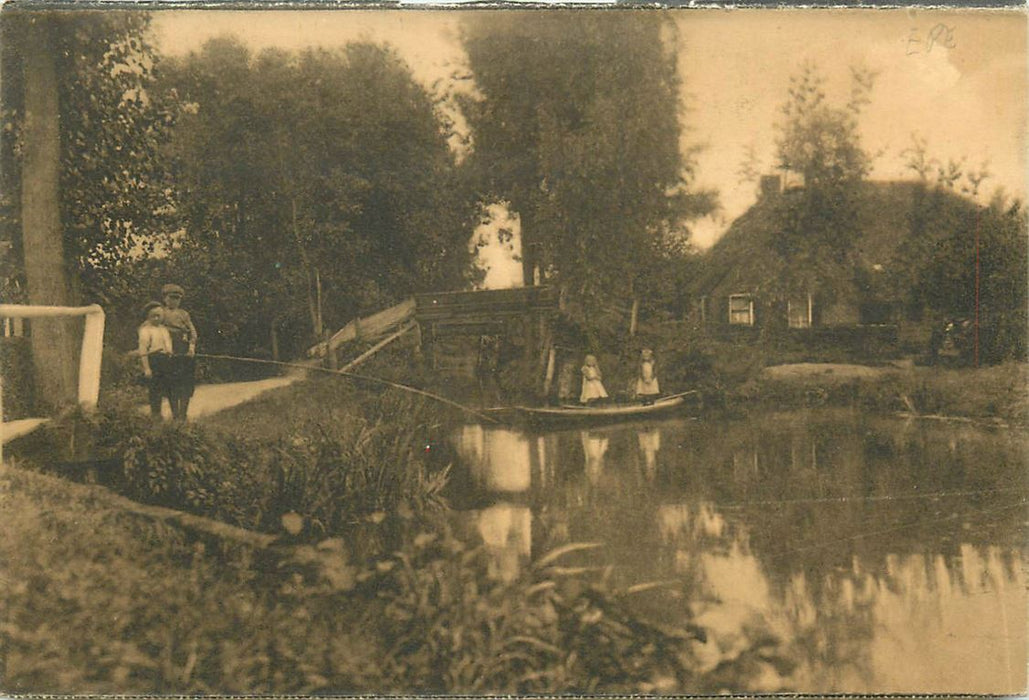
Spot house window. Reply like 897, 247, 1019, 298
728, 294, 754, 326
788, 294, 813, 329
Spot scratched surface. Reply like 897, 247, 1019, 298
450, 409, 1028, 693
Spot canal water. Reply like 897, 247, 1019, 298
447, 409, 1027, 694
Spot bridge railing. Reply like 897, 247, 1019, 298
414, 286, 558, 323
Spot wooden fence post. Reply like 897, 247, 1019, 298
77, 305, 104, 409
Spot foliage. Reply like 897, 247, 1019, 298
768, 63, 876, 296
0, 11, 178, 303
458, 13, 715, 319
890, 138, 1027, 364
16, 380, 454, 544
915, 198, 1027, 362
2, 443, 788, 695
159, 38, 473, 361
369, 534, 710, 693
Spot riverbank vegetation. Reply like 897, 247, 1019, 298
4, 379, 792, 694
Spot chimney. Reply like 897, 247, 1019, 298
760, 175, 782, 199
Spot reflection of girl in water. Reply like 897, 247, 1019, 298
580, 354, 609, 404
581, 430, 609, 485
637, 427, 661, 481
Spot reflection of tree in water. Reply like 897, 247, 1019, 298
450, 413, 1026, 692
656, 410, 1026, 691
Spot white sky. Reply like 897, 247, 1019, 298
152, 8, 1026, 259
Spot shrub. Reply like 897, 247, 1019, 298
367, 533, 708, 694
16, 385, 455, 546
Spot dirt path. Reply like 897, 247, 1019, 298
156, 375, 300, 420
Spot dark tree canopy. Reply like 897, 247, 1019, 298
458, 12, 714, 318
161, 38, 473, 360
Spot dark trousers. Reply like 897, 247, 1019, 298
167, 355, 196, 421
147, 354, 172, 417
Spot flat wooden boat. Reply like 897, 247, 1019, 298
513, 392, 697, 425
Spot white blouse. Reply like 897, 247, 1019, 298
138, 324, 173, 356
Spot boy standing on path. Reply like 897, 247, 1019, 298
138, 302, 173, 418
161, 283, 198, 421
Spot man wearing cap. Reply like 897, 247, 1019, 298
161, 283, 198, 420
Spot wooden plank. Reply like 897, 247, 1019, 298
338, 322, 416, 373
324, 298, 415, 354
0, 303, 103, 318
2, 417, 50, 445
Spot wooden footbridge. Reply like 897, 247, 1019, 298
311, 286, 560, 384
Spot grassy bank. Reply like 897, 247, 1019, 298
9, 378, 454, 552
729, 362, 1028, 424
1, 459, 788, 694
609, 321, 1028, 424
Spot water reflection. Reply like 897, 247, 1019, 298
637, 428, 661, 481
581, 431, 609, 485
475, 503, 532, 583
449, 412, 1027, 693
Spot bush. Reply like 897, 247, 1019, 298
16, 384, 455, 546
367, 533, 711, 693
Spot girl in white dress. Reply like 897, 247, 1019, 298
579, 354, 609, 404
635, 348, 660, 404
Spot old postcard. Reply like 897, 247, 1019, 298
1, 4, 1026, 696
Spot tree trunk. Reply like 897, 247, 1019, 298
292, 197, 321, 338
519, 209, 536, 287
629, 296, 640, 337
21, 15, 78, 409
270, 318, 280, 362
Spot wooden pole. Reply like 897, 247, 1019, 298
339, 323, 415, 374
974, 205, 980, 368
542, 344, 556, 397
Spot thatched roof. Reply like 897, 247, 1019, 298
693, 180, 978, 300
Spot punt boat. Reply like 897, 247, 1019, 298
510, 391, 699, 426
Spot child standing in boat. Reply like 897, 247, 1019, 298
635, 348, 660, 404
580, 354, 609, 404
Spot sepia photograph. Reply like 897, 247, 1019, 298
0, 4, 1026, 696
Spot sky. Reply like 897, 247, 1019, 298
152, 9, 1026, 285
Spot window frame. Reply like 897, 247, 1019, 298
728, 294, 755, 326
787, 293, 813, 329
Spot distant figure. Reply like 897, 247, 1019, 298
138, 301, 173, 419
580, 354, 608, 404
476, 334, 501, 405
557, 361, 577, 403
161, 283, 198, 421
635, 348, 660, 404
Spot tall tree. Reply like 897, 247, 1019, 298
163, 39, 472, 360
15, 13, 77, 406
458, 12, 714, 321
2, 9, 177, 406
768, 63, 876, 300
